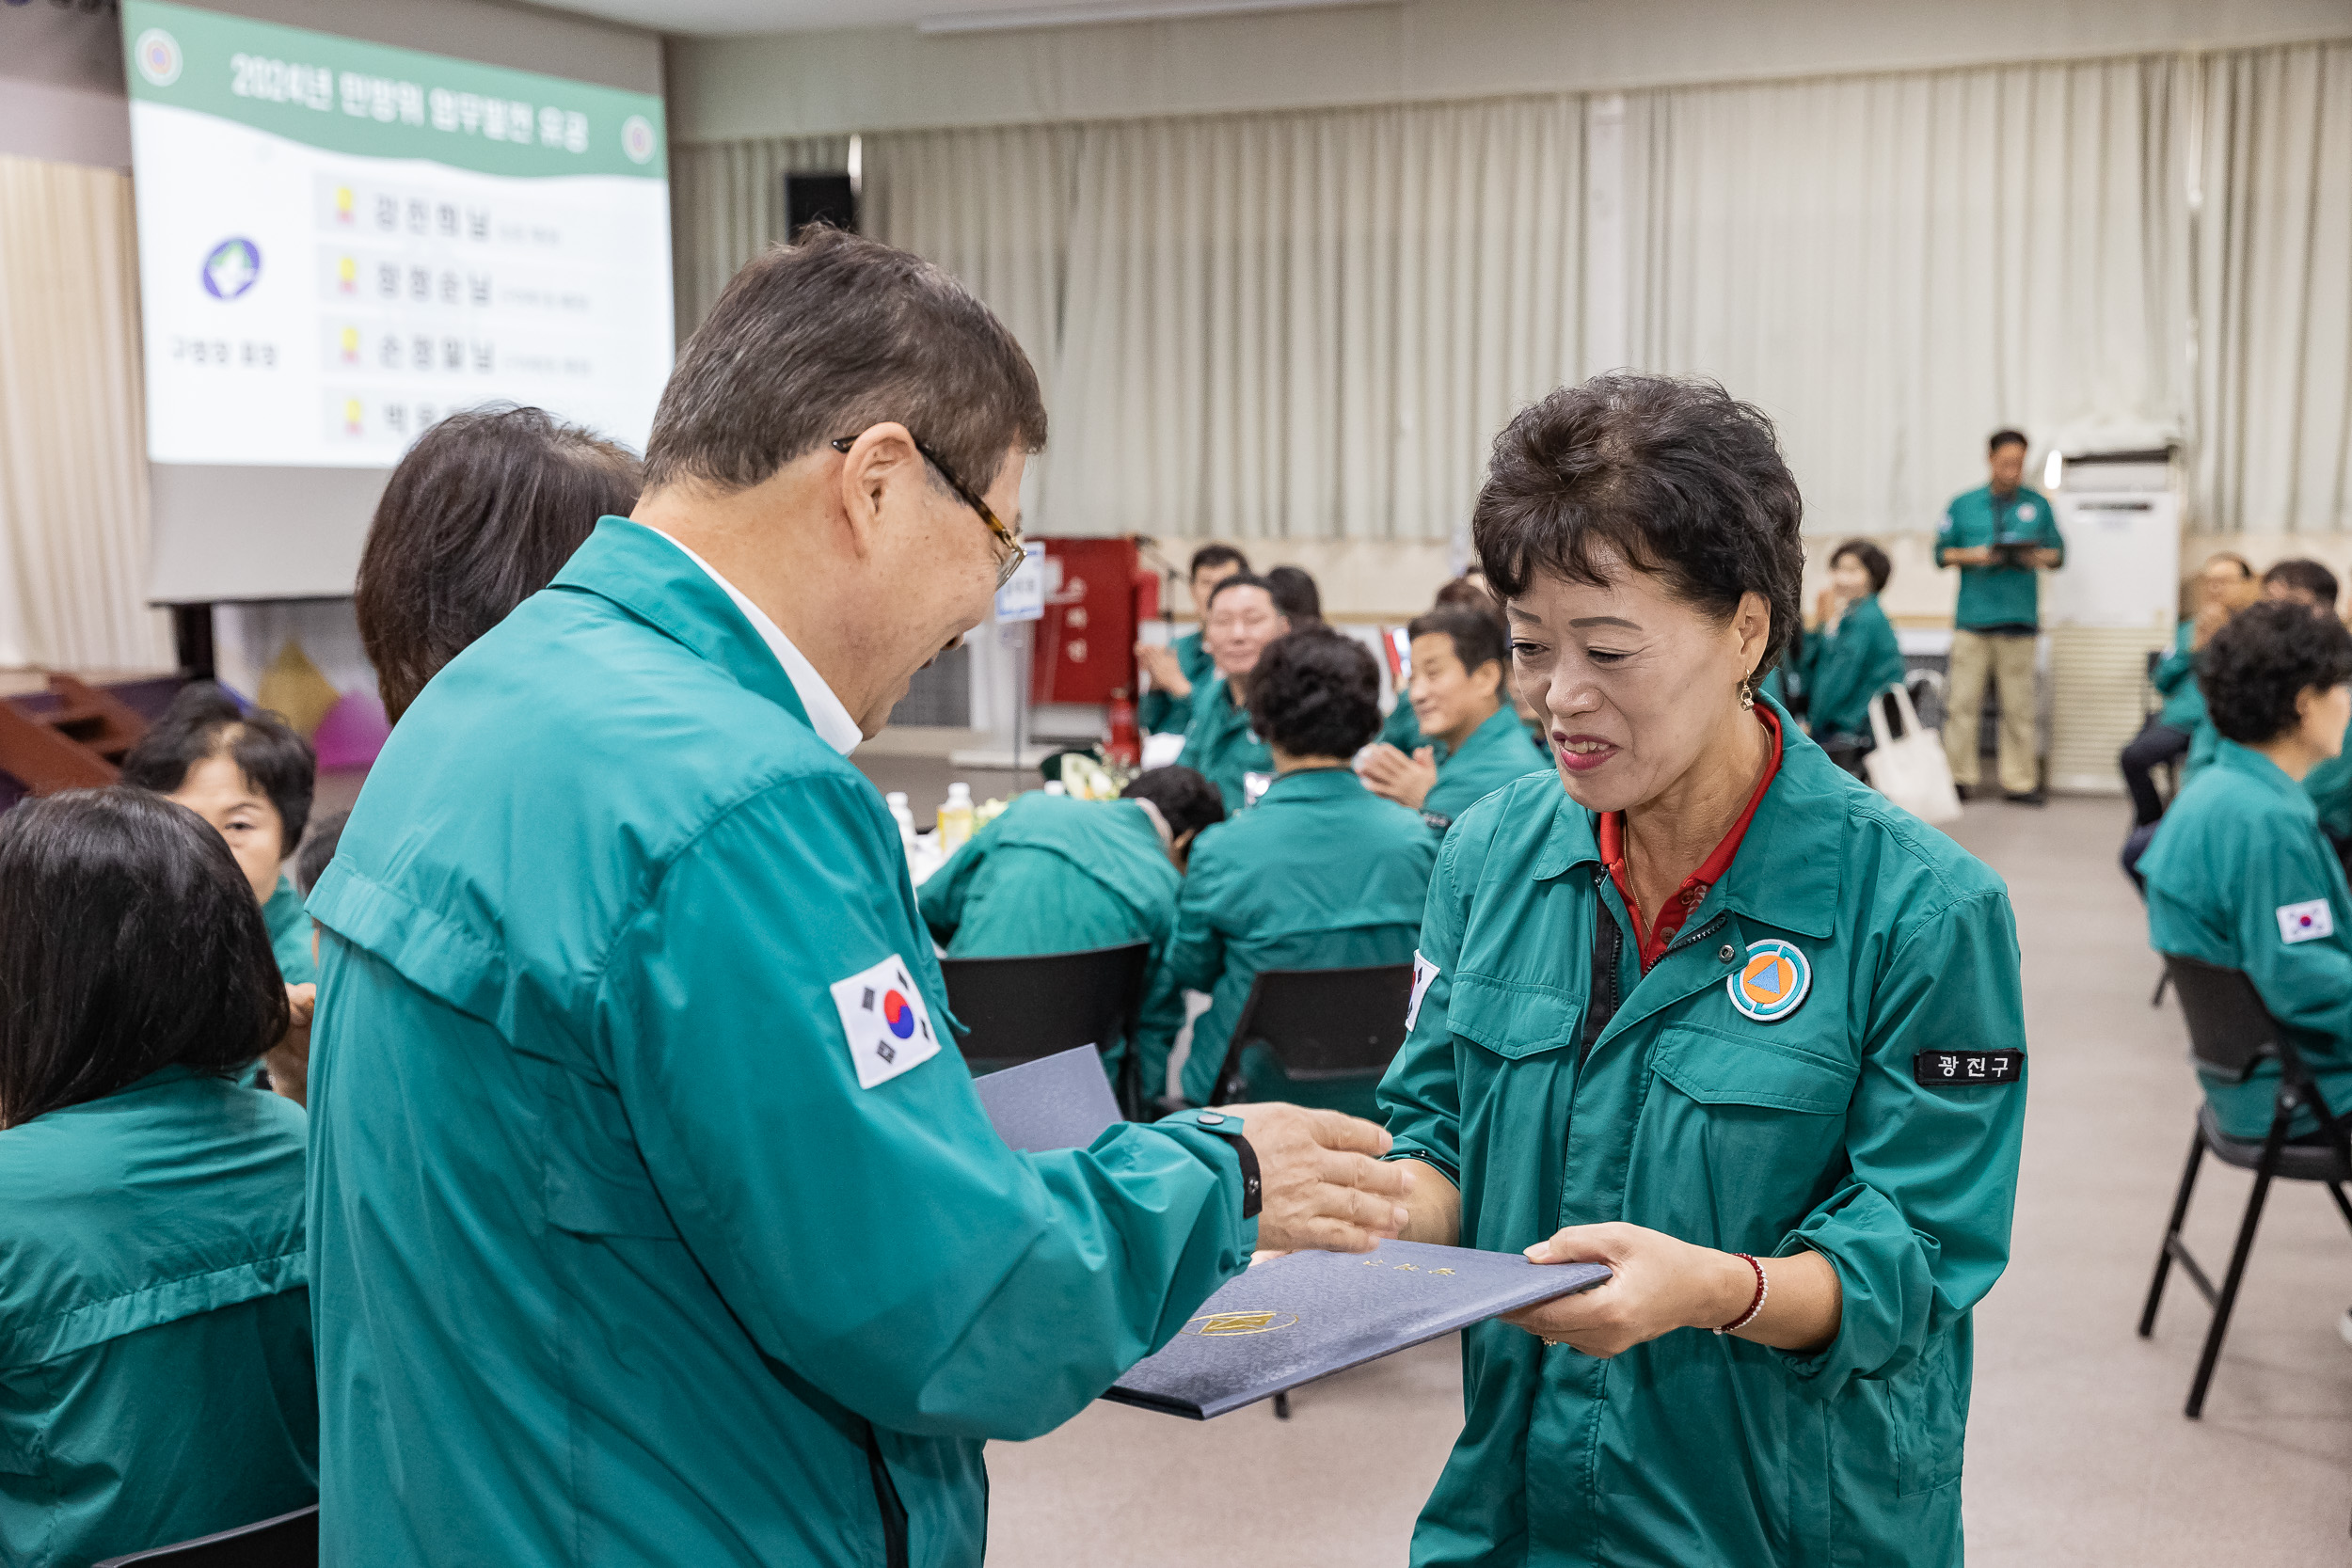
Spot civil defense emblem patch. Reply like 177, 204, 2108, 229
1728, 938, 1811, 1023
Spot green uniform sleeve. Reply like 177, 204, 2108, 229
1775, 888, 2026, 1401
1376, 832, 1470, 1184
914, 825, 990, 945
1135, 851, 1232, 1103
596, 777, 1250, 1440
2231, 820, 2352, 1042
2151, 623, 2195, 696
1932, 502, 1962, 567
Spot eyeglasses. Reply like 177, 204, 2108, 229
831, 434, 1025, 590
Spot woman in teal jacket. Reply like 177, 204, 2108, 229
1381, 376, 2026, 1567
2141, 601, 2352, 1136
0, 789, 315, 1568
1362, 605, 1545, 833
1142, 626, 1436, 1111
1799, 538, 1907, 776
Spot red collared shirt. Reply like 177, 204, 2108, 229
1598, 705, 1784, 973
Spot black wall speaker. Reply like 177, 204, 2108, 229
785, 172, 857, 238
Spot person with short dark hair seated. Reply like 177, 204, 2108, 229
1139, 626, 1438, 1111
1798, 538, 1906, 778
119, 686, 319, 1102
0, 788, 315, 1568
1135, 546, 1249, 736
356, 404, 644, 723
2142, 599, 2352, 1141
918, 766, 1225, 1081
2177, 559, 2345, 787
1359, 605, 1541, 832
1177, 573, 1291, 810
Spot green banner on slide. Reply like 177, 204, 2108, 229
120, 0, 667, 181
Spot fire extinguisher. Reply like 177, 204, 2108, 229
1106, 687, 1141, 768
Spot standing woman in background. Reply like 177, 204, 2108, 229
1381, 374, 2028, 1566
0, 790, 314, 1567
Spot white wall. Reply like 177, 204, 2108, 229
671, 0, 2350, 141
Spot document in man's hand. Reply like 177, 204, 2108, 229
1104, 1240, 1611, 1418
971, 1044, 1122, 1153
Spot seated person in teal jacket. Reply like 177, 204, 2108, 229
1360, 605, 1542, 833
1177, 573, 1291, 811
918, 766, 1225, 1083
0, 788, 316, 1568
1799, 538, 1907, 777
2142, 601, 2352, 1139
1134, 545, 1248, 736
1141, 626, 1438, 1112
2122, 553, 2255, 828
120, 685, 321, 1102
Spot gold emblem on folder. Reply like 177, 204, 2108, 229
1184, 1309, 1300, 1337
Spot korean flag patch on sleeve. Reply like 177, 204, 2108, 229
2278, 898, 2335, 945
830, 954, 941, 1088
1406, 950, 1439, 1033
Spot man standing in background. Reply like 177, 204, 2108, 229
1936, 428, 2064, 804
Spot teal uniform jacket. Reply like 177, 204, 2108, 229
2150, 620, 2206, 732
1935, 484, 2063, 628
2182, 714, 2221, 784
0, 1066, 315, 1568
1380, 707, 2026, 1566
1177, 674, 1274, 813
2141, 740, 2352, 1137
2301, 718, 2352, 843
304, 519, 1254, 1568
1756, 661, 1789, 712
1800, 594, 1906, 737
263, 873, 316, 985
1139, 767, 1436, 1109
1382, 697, 1429, 756
1138, 627, 1213, 736
918, 793, 1179, 1075
1421, 705, 1546, 833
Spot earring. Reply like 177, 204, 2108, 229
1739, 674, 1756, 711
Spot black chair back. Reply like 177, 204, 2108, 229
2163, 954, 2280, 1085
1214, 964, 1415, 1102
940, 942, 1152, 1070
93, 1505, 318, 1567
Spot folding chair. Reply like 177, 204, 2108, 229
1204, 964, 1417, 1109
940, 942, 1152, 1118
93, 1504, 318, 1567
2137, 954, 2352, 1418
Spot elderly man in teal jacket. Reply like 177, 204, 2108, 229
303, 232, 1409, 1568
1178, 573, 1290, 811
1361, 605, 1545, 834
1135, 546, 1248, 736
1142, 627, 1436, 1113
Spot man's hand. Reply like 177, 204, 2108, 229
1359, 743, 1438, 813
1217, 1102, 1412, 1254
1941, 545, 1996, 567
2025, 546, 2062, 569
265, 982, 315, 1107
1135, 642, 1192, 699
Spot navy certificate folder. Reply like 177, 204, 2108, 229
972, 1044, 1122, 1153
1104, 1240, 1611, 1418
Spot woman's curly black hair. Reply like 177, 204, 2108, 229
1471, 372, 1805, 674
2199, 599, 2352, 745
1245, 626, 1382, 760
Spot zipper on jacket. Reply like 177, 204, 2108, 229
862, 1420, 910, 1568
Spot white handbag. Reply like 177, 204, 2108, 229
1863, 682, 1963, 826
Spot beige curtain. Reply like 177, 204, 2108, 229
667, 135, 853, 351
0, 154, 170, 672
1626, 55, 2187, 540
2193, 40, 2352, 534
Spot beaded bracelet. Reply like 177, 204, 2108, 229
1712, 1253, 1768, 1335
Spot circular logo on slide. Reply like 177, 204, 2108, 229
200, 238, 262, 300
881, 990, 917, 1040
620, 115, 656, 165
134, 28, 182, 87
